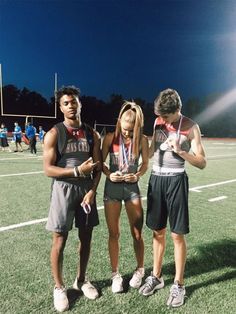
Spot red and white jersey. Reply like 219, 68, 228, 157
152, 115, 196, 171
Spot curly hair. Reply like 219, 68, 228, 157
154, 88, 182, 116
115, 101, 144, 159
56, 85, 81, 104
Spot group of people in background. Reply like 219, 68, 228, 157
0, 121, 45, 153
43, 85, 206, 312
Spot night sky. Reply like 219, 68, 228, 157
1, 0, 236, 104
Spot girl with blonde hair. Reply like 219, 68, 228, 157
102, 101, 149, 293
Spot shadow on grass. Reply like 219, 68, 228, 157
163, 238, 236, 296
66, 238, 236, 308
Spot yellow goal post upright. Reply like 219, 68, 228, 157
0, 64, 58, 128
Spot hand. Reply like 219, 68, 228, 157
167, 138, 181, 153
82, 189, 95, 205
123, 173, 139, 183
109, 171, 124, 182
79, 157, 99, 176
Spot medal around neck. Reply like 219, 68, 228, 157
160, 142, 169, 151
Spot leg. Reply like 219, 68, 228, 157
104, 201, 122, 273
153, 228, 167, 278
50, 232, 68, 288
74, 226, 99, 300
171, 232, 186, 285
125, 198, 144, 269
76, 226, 93, 282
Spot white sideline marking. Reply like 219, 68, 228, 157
0, 178, 234, 232
189, 179, 236, 192
0, 171, 44, 178
0, 218, 48, 232
0, 156, 42, 161
0, 199, 147, 232
208, 196, 227, 202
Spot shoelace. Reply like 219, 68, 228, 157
170, 284, 182, 298
145, 276, 157, 288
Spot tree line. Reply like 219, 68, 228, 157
1, 84, 236, 137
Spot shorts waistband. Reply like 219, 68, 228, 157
152, 165, 185, 173
152, 166, 185, 176
152, 171, 184, 176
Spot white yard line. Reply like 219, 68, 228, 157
189, 178, 236, 192
0, 171, 44, 177
0, 179, 235, 232
208, 196, 227, 202
0, 156, 42, 161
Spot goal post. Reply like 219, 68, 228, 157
0, 64, 57, 119
94, 121, 116, 136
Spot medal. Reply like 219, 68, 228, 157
160, 142, 169, 151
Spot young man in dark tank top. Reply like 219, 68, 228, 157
44, 86, 102, 312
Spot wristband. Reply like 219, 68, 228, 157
75, 166, 80, 177
73, 167, 78, 177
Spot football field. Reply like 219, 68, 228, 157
0, 139, 236, 314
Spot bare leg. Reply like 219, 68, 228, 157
125, 198, 144, 268
104, 201, 122, 273
76, 226, 93, 282
153, 228, 166, 278
171, 232, 186, 285
50, 232, 68, 288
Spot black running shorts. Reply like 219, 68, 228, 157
146, 172, 189, 234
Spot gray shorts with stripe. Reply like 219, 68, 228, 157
46, 179, 99, 233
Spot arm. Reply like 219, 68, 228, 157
171, 124, 206, 170
124, 135, 149, 183
82, 130, 102, 205
43, 127, 74, 177
149, 132, 155, 158
102, 133, 124, 182
90, 130, 102, 192
102, 132, 112, 178
135, 135, 149, 178
43, 127, 99, 178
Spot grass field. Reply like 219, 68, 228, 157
0, 139, 236, 314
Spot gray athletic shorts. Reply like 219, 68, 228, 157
103, 178, 141, 202
46, 179, 99, 233
146, 172, 189, 234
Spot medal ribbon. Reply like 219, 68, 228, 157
119, 135, 132, 172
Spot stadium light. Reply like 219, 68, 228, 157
194, 87, 236, 125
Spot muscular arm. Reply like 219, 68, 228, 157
90, 130, 102, 192
176, 124, 207, 169
43, 127, 74, 177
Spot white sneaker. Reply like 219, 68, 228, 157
53, 286, 69, 312
129, 268, 145, 288
73, 277, 99, 300
167, 281, 186, 308
111, 273, 123, 293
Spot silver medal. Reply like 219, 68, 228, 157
160, 142, 169, 151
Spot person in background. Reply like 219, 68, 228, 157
0, 123, 11, 152
43, 85, 102, 312
102, 101, 149, 293
25, 122, 37, 154
38, 125, 46, 148
13, 122, 23, 152
139, 89, 206, 308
